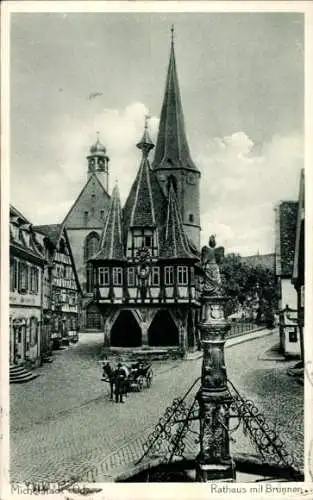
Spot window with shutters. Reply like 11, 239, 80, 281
164, 266, 174, 285
19, 262, 28, 293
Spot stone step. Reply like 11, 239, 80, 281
9, 365, 40, 384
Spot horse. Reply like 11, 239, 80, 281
102, 362, 115, 400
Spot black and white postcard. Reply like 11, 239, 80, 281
1, 2, 312, 499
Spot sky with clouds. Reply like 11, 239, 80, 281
10, 12, 304, 255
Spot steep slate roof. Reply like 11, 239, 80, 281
92, 184, 125, 261
123, 139, 168, 246
33, 224, 63, 247
63, 173, 110, 229
275, 201, 298, 277
152, 37, 199, 172
129, 156, 156, 228
10, 206, 46, 263
160, 184, 196, 260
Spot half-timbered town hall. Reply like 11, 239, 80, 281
90, 34, 202, 350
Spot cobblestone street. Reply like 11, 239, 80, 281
10, 330, 303, 482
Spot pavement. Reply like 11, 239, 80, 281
10, 328, 303, 483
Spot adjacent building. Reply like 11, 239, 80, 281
275, 200, 300, 357
90, 36, 202, 351
292, 168, 305, 362
62, 137, 111, 331
9, 205, 46, 367
33, 224, 82, 350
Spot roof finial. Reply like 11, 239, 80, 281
171, 24, 174, 45
144, 114, 151, 130
136, 114, 154, 156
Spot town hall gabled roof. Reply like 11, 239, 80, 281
152, 32, 199, 173
160, 183, 196, 260
91, 184, 125, 262
129, 156, 156, 228
123, 124, 168, 244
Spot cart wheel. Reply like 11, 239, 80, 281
146, 368, 153, 388
137, 375, 144, 391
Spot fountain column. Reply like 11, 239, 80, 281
196, 236, 236, 482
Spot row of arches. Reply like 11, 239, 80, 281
110, 310, 179, 347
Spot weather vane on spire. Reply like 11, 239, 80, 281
144, 114, 151, 130
171, 24, 175, 44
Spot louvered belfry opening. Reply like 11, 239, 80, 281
110, 310, 142, 348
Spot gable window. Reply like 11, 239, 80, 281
177, 266, 188, 285
99, 267, 110, 286
188, 214, 194, 223
164, 266, 174, 286
127, 267, 135, 286
151, 267, 160, 286
84, 232, 100, 261
113, 267, 123, 286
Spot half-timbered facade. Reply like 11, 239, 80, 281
33, 225, 82, 349
90, 36, 201, 350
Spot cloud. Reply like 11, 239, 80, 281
11, 102, 303, 257
198, 131, 303, 254
11, 101, 159, 223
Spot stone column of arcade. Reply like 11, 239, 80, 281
196, 235, 236, 482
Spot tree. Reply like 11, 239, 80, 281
220, 253, 278, 325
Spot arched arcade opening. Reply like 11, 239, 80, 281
148, 310, 179, 347
110, 310, 142, 347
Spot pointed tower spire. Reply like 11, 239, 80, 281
129, 120, 156, 228
153, 28, 198, 172
92, 183, 124, 261
160, 183, 195, 260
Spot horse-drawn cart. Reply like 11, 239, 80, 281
128, 361, 153, 392
101, 360, 153, 397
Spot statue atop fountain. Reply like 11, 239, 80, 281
200, 234, 224, 295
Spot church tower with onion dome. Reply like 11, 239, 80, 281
86, 133, 110, 192
62, 134, 111, 330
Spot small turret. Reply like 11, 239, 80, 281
86, 132, 110, 192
